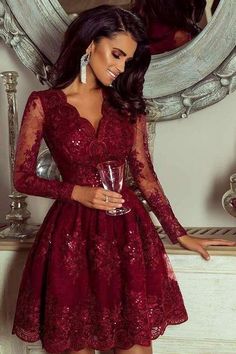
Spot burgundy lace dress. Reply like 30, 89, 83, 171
12, 89, 188, 353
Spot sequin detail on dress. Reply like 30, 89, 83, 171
12, 89, 188, 353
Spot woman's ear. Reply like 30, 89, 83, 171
86, 41, 94, 55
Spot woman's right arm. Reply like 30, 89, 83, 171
13, 92, 76, 200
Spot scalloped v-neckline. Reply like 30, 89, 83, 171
57, 88, 106, 137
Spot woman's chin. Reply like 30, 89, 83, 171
104, 79, 113, 87
96, 77, 113, 87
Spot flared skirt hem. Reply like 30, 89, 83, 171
12, 315, 188, 353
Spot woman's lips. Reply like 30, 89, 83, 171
107, 69, 117, 79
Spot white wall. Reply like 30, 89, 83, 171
0, 40, 236, 227
153, 92, 236, 228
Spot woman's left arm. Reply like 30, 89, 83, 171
127, 114, 236, 259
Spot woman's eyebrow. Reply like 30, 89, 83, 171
113, 47, 133, 60
113, 47, 127, 56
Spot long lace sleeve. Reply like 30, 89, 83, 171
128, 114, 187, 244
13, 92, 75, 200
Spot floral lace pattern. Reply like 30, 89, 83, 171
12, 89, 188, 353
128, 115, 187, 244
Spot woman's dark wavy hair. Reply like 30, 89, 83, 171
51, 5, 151, 120
131, 0, 206, 35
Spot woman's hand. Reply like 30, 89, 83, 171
71, 185, 124, 211
177, 234, 236, 260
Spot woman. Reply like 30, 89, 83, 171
12, 5, 235, 354
132, 0, 206, 54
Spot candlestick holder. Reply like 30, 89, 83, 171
0, 71, 39, 239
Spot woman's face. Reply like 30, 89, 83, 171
88, 32, 138, 86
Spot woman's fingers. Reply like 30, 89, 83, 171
86, 188, 125, 210
191, 238, 236, 260
178, 235, 236, 261
91, 204, 117, 211
73, 186, 126, 210
94, 199, 123, 209
102, 196, 125, 203
182, 240, 211, 260
97, 189, 124, 202
201, 239, 236, 247
99, 188, 123, 198
197, 246, 210, 261
106, 191, 124, 199
196, 240, 236, 261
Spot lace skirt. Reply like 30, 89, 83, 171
12, 188, 188, 353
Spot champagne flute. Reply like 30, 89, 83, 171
97, 160, 131, 216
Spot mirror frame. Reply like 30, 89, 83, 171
0, 0, 236, 121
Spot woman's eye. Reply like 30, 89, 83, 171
112, 53, 120, 59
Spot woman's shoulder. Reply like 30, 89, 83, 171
27, 88, 63, 108
26, 87, 48, 95
28, 87, 60, 98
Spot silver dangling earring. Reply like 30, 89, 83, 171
80, 52, 90, 84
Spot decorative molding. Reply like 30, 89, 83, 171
0, 0, 52, 83
5, 0, 70, 61
144, 0, 236, 97
147, 47, 236, 121
157, 225, 236, 238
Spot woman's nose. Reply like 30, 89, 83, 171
117, 60, 126, 73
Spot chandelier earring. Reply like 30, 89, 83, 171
80, 52, 90, 84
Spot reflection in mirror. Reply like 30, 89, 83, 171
58, 0, 220, 54
58, 0, 130, 17
131, 0, 221, 55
